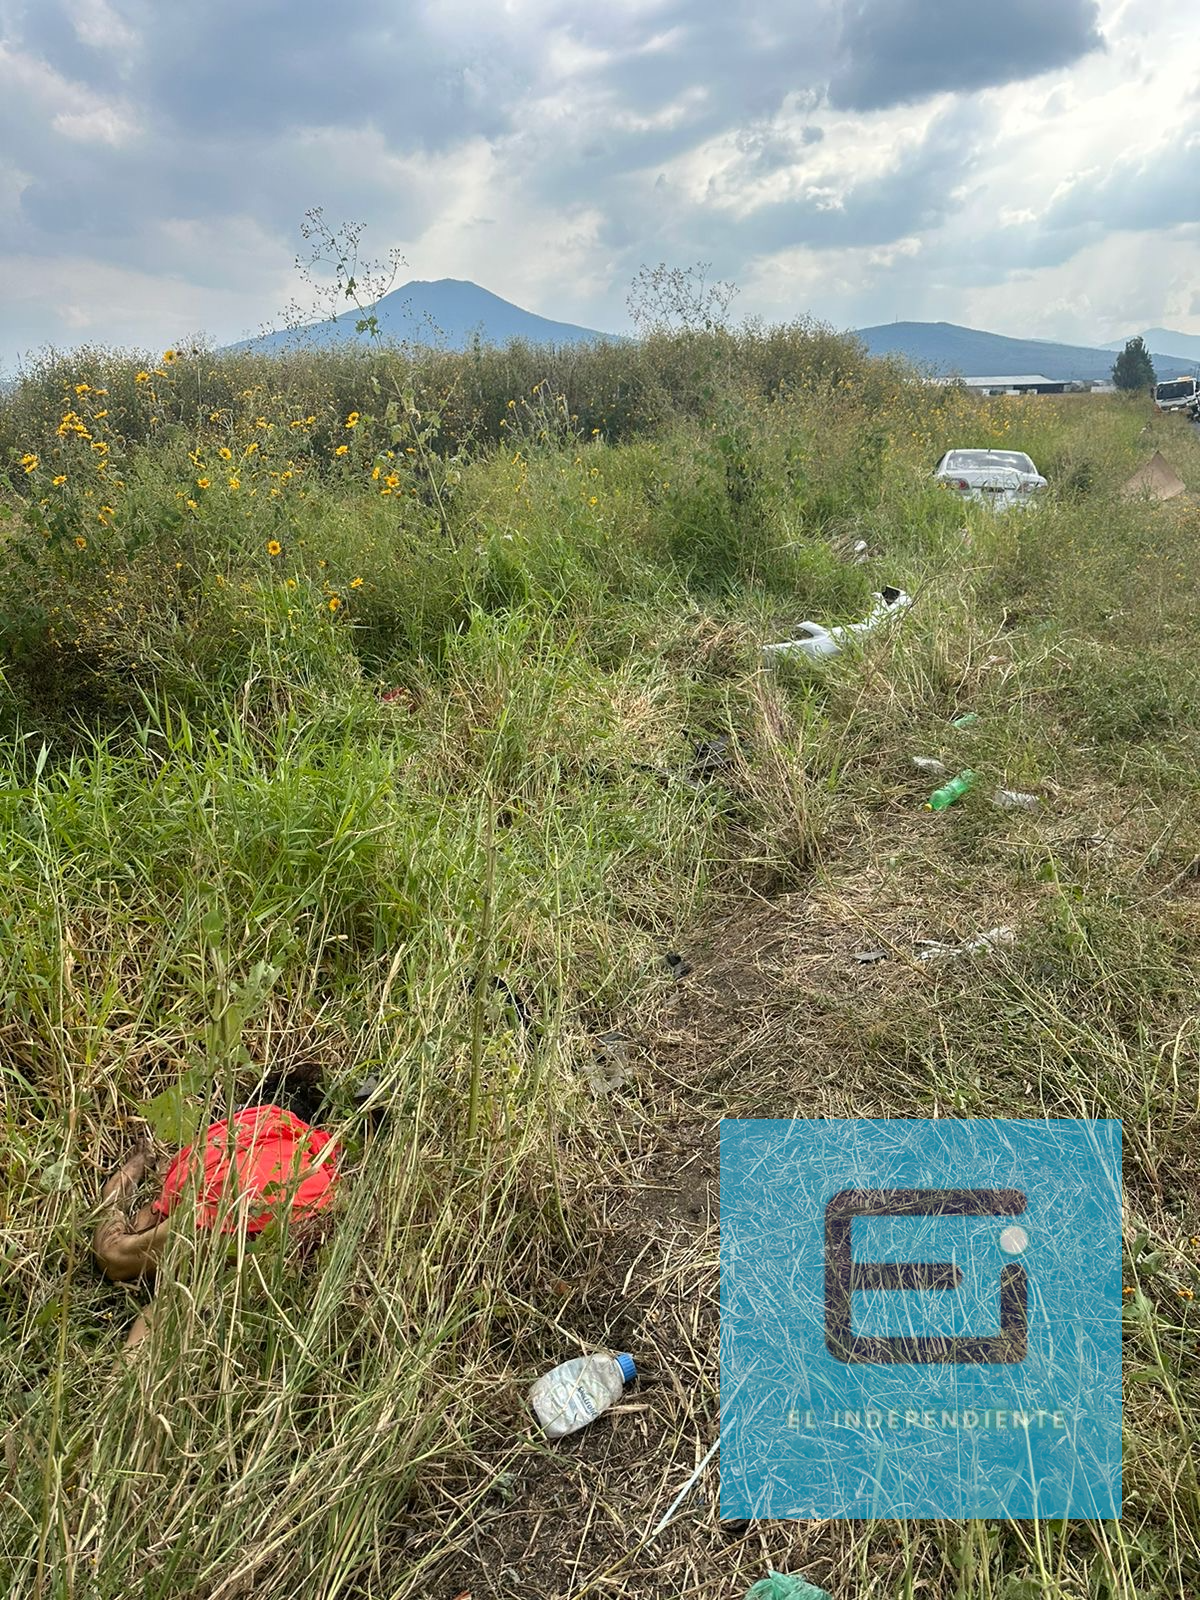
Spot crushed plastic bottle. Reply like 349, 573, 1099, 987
529, 1351, 636, 1439
746, 1572, 835, 1600
917, 926, 1015, 962
951, 712, 980, 729
925, 770, 976, 811
994, 788, 1040, 811
911, 756, 947, 776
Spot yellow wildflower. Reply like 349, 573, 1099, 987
335, 444, 349, 456
371, 465, 381, 480
589, 496, 598, 506
350, 576, 363, 589
186, 498, 198, 510
75, 382, 90, 394
267, 540, 282, 557
93, 409, 107, 419
384, 473, 400, 489
228, 476, 240, 491
244, 441, 259, 455
52, 474, 66, 486
162, 349, 177, 363
285, 577, 297, 588
75, 536, 87, 549
328, 595, 341, 612
219, 447, 232, 460
135, 371, 150, 383
197, 477, 210, 489
345, 412, 360, 428
20, 452, 38, 473
91, 440, 108, 453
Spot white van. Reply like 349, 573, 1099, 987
1153, 376, 1199, 416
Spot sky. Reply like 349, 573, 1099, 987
0, 0, 1197, 370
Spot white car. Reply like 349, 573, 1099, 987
933, 448, 1048, 511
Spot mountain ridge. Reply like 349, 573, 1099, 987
852, 320, 1200, 383
230, 278, 622, 354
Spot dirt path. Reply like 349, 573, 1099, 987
427, 889, 878, 1600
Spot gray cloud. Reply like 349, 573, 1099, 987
829, 0, 1104, 111
0, 0, 1190, 362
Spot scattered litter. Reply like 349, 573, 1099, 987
586, 1030, 631, 1093
690, 734, 732, 777
917, 926, 1015, 962
911, 755, 947, 776
746, 1572, 835, 1600
350, 1074, 381, 1107
529, 1351, 636, 1439
379, 685, 415, 709
950, 712, 979, 729
926, 770, 976, 811
854, 949, 889, 965
762, 588, 911, 663
852, 539, 869, 565
1120, 451, 1185, 503
664, 952, 692, 979
994, 788, 1040, 811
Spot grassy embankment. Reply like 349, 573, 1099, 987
0, 327, 1198, 1598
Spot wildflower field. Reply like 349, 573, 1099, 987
1, 325, 1198, 1598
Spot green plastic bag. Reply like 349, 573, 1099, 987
746, 1574, 834, 1600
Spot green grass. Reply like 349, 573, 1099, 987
1, 329, 1198, 1596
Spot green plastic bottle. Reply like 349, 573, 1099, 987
951, 712, 980, 729
926, 769, 976, 811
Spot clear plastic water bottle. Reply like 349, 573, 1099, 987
926, 769, 976, 811
529, 1351, 637, 1439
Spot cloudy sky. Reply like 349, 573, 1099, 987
0, 0, 1197, 369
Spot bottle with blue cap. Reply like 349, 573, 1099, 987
529, 1350, 637, 1439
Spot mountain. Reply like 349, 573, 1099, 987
230, 278, 621, 354
852, 321, 1200, 383
1100, 327, 1200, 364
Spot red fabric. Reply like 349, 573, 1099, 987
151, 1105, 340, 1235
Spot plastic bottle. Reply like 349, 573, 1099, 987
926, 769, 976, 811
530, 1352, 637, 1439
951, 712, 979, 729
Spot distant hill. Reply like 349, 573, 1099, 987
1100, 327, 1200, 365
853, 321, 1200, 383
230, 278, 621, 354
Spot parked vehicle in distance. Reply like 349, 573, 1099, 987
932, 448, 1047, 511
1153, 376, 1200, 416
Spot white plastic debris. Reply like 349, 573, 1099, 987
993, 789, 1040, 811
911, 756, 947, 776
917, 926, 1015, 962
762, 589, 912, 663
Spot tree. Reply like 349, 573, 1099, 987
1112, 336, 1156, 392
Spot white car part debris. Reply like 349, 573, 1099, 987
762, 588, 912, 663
917, 926, 1015, 962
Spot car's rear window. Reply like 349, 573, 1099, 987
944, 451, 1034, 473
